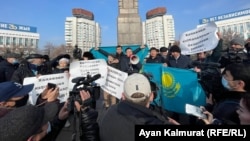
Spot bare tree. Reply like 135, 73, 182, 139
43, 42, 55, 57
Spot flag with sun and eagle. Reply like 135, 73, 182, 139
141, 63, 206, 114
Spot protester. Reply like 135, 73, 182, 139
159, 46, 169, 62
0, 53, 20, 82
201, 63, 250, 125
166, 45, 194, 124
120, 47, 142, 75
201, 93, 250, 125
82, 51, 95, 60
42, 54, 53, 74
146, 47, 165, 63
115, 45, 125, 70
103, 54, 119, 109
167, 45, 193, 69
51, 54, 71, 74
98, 73, 175, 141
195, 32, 223, 64
11, 53, 49, 84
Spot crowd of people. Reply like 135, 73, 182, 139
0, 34, 250, 141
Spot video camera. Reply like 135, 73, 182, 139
192, 61, 225, 101
68, 73, 101, 113
220, 48, 250, 68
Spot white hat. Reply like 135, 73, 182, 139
59, 58, 69, 63
124, 73, 151, 102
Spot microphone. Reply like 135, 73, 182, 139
72, 74, 101, 84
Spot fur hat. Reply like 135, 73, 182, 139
0, 102, 58, 141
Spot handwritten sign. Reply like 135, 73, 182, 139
68, 59, 107, 91
101, 66, 128, 99
23, 73, 69, 105
180, 22, 219, 55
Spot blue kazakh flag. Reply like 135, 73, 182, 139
90, 44, 149, 63
161, 67, 206, 114
140, 63, 163, 106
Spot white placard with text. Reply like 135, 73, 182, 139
179, 22, 219, 55
23, 73, 69, 105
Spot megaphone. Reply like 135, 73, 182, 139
130, 55, 139, 64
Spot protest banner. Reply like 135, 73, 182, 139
101, 66, 128, 99
179, 22, 219, 55
23, 73, 69, 105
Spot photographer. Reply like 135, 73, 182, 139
219, 36, 249, 68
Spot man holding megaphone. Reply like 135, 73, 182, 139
120, 47, 142, 75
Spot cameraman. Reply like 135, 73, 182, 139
219, 36, 249, 68
39, 90, 99, 141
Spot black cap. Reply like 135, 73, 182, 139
108, 53, 116, 58
83, 52, 95, 60
150, 47, 158, 52
169, 45, 181, 53
160, 47, 168, 52
26, 54, 44, 60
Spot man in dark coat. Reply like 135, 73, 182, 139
120, 48, 142, 75
0, 53, 20, 82
219, 37, 250, 68
167, 45, 193, 69
11, 54, 49, 84
146, 47, 165, 63
209, 63, 250, 124
98, 73, 173, 141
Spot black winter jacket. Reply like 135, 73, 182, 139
0, 60, 19, 82
99, 101, 170, 141
212, 91, 246, 125
11, 61, 49, 84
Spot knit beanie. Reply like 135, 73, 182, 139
230, 37, 244, 46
